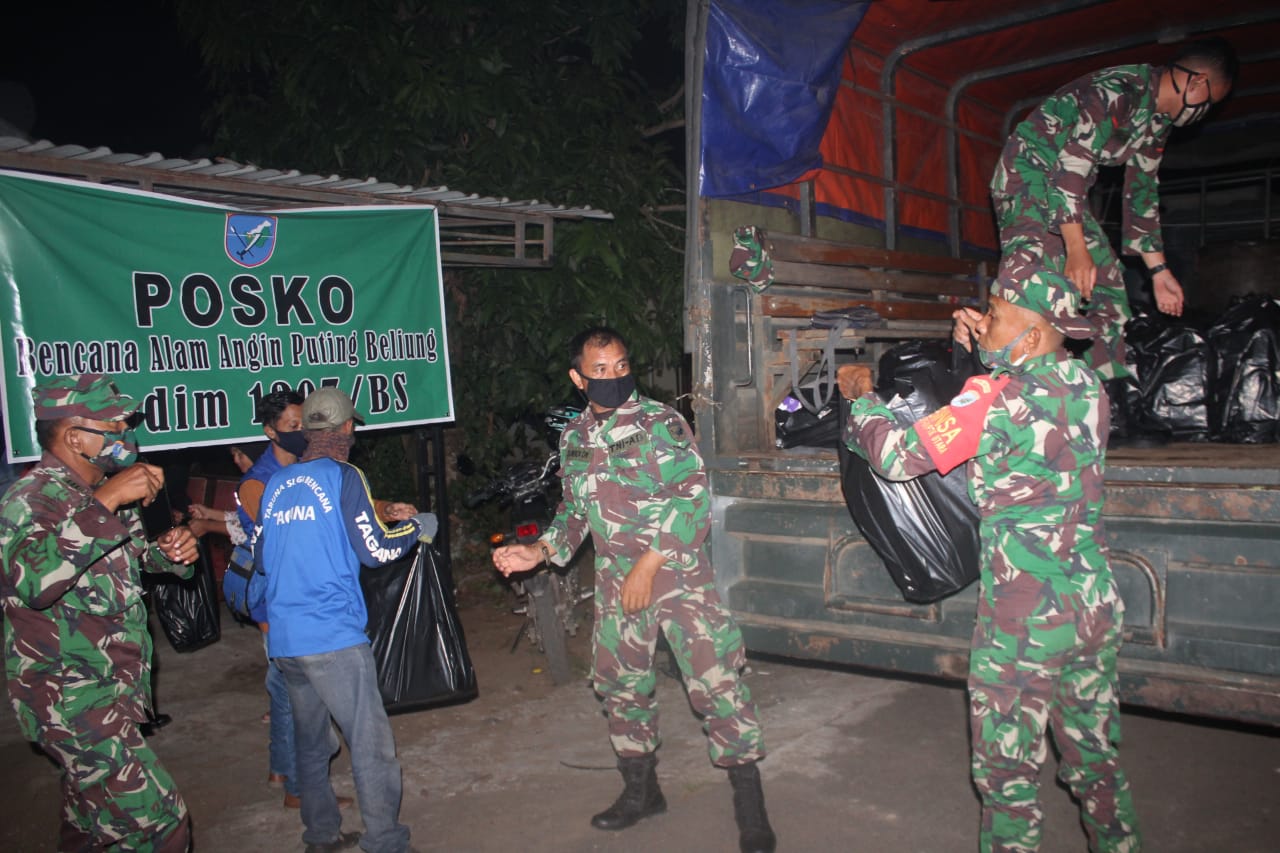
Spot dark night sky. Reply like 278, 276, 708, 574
2, 5, 683, 165
2, 3, 211, 157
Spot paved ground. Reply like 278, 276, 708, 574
1, 581, 1277, 852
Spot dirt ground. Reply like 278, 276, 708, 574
1, 565, 1277, 853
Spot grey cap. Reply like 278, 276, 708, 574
302, 387, 365, 430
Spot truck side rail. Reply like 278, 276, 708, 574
743, 232, 988, 452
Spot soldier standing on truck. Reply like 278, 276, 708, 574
493, 326, 776, 853
991, 37, 1236, 385
838, 273, 1141, 853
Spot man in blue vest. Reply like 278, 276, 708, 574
257, 387, 435, 853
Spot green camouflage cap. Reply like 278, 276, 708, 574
991, 267, 1094, 339
302, 387, 365, 430
31, 373, 141, 421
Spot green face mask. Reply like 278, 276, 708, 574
73, 426, 140, 472
977, 325, 1034, 374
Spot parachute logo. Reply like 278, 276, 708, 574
225, 213, 278, 268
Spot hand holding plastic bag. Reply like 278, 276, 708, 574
411, 512, 438, 543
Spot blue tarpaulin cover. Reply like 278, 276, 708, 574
700, 0, 867, 198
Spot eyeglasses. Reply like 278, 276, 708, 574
1172, 63, 1213, 103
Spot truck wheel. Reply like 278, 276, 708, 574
528, 573, 572, 685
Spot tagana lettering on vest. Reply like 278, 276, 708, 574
272, 505, 317, 525
282, 475, 335, 514
354, 510, 409, 562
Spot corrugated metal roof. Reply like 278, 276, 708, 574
0, 136, 614, 221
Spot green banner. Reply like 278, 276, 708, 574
0, 170, 453, 462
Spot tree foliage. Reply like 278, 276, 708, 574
173, 0, 687, 473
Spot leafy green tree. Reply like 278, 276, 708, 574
174, 0, 687, 475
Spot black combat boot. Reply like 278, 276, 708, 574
139, 710, 173, 738
590, 752, 667, 831
728, 762, 776, 853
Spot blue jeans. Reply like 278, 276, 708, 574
264, 632, 299, 797
276, 643, 409, 853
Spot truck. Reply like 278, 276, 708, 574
683, 0, 1280, 726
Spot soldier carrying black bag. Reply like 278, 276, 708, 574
840, 270, 1142, 853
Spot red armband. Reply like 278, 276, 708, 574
912, 374, 1010, 475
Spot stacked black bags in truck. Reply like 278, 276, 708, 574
1118, 313, 1213, 443
1207, 296, 1280, 443
1120, 296, 1280, 444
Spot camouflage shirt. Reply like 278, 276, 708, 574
991, 64, 1172, 256
844, 353, 1114, 611
543, 395, 712, 593
0, 453, 192, 742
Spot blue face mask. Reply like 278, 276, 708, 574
978, 325, 1035, 373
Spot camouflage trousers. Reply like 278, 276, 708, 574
40, 721, 189, 852
592, 570, 765, 767
969, 586, 1141, 853
994, 192, 1132, 381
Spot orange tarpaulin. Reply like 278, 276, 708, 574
758, 0, 1279, 255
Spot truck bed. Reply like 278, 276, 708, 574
1106, 442, 1280, 485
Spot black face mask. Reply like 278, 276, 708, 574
1169, 63, 1213, 127
273, 429, 309, 457
584, 374, 636, 410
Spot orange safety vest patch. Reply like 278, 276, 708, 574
912, 373, 1011, 475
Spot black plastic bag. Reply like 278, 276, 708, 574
145, 541, 221, 653
775, 384, 841, 448
874, 339, 978, 410
361, 544, 478, 714
1207, 296, 1280, 443
1124, 313, 1212, 441
837, 340, 982, 603
776, 307, 886, 449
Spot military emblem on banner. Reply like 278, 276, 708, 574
225, 213, 277, 268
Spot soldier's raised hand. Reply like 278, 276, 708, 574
952, 307, 983, 351
94, 462, 164, 512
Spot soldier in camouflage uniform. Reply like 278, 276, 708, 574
493, 327, 775, 853
1, 374, 199, 852
991, 38, 1236, 382
839, 273, 1141, 853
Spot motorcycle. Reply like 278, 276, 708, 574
465, 403, 587, 685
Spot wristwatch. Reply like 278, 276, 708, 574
1147, 263, 1168, 276
538, 540, 552, 566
